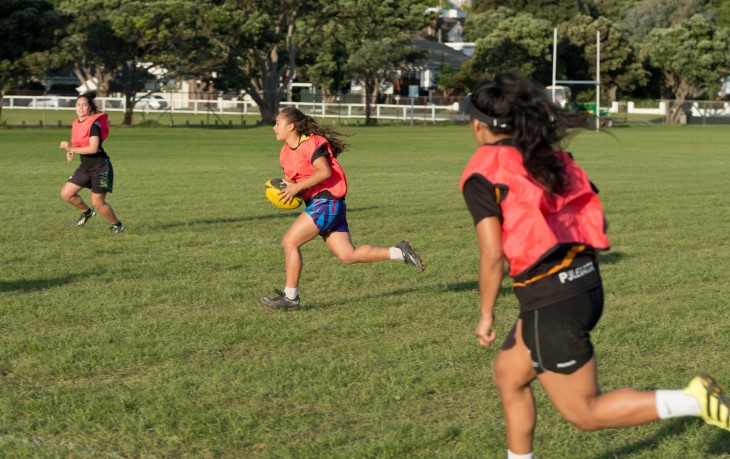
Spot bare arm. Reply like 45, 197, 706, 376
474, 216, 505, 347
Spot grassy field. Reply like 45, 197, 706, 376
0, 123, 729, 458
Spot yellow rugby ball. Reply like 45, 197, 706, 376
264, 178, 303, 210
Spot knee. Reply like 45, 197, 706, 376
493, 366, 524, 396
336, 253, 357, 265
556, 401, 601, 431
281, 234, 300, 252
91, 195, 106, 208
563, 413, 600, 432
60, 189, 73, 202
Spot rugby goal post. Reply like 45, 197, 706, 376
551, 28, 602, 131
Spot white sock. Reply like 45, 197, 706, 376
284, 287, 298, 300
389, 247, 404, 260
507, 450, 533, 459
655, 390, 701, 419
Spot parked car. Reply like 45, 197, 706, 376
134, 95, 168, 110
28, 96, 66, 108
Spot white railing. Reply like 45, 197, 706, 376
1, 95, 463, 123
5, 95, 730, 125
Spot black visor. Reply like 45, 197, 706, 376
460, 93, 509, 128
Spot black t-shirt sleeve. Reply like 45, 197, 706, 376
463, 175, 503, 225
90, 122, 101, 138
310, 144, 329, 164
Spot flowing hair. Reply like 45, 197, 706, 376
468, 72, 588, 195
279, 107, 349, 158
76, 92, 99, 114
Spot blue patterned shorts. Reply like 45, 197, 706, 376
305, 198, 349, 235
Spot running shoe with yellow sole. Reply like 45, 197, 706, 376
684, 373, 730, 431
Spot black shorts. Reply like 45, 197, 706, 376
68, 159, 114, 194
520, 285, 604, 375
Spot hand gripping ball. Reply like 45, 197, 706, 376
264, 178, 303, 210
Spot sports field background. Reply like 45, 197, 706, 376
0, 123, 729, 458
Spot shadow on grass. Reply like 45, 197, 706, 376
303, 281, 511, 310
598, 250, 627, 265
593, 417, 723, 459
152, 206, 381, 230
0, 274, 82, 293
708, 427, 730, 455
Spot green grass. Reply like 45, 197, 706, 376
0, 124, 729, 458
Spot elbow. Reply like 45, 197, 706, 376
481, 252, 504, 266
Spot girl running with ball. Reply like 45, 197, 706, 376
261, 107, 423, 310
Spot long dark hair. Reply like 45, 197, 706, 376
468, 72, 588, 195
279, 107, 349, 158
76, 92, 99, 114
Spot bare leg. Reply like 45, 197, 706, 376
91, 192, 120, 224
493, 319, 539, 455
60, 182, 89, 211
324, 231, 390, 264
538, 358, 658, 431
281, 212, 321, 288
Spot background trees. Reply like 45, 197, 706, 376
468, 10, 554, 83
559, 15, 647, 103
56, 0, 205, 125
197, 0, 324, 125
317, 0, 427, 125
642, 14, 730, 122
3, 0, 730, 125
0, 0, 59, 114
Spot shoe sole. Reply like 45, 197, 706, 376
402, 240, 425, 272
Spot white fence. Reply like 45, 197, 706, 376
5, 94, 730, 125
2, 94, 464, 123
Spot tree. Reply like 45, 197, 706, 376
560, 15, 648, 102
710, 0, 730, 27
295, 11, 350, 100
57, 0, 204, 125
471, 0, 589, 24
295, 0, 427, 125
621, 0, 713, 42
641, 14, 730, 122
198, 0, 321, 125
469, 12, 554, 83
435, 60, 478, 96
463, 6, 516, 42
0, 0, 59, 114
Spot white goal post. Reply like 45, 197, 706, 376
551, 28, 601, 131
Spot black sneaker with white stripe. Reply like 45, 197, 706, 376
76, 208, 96, 227
110, 222, 125, 234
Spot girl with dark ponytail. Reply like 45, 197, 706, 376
261, 107, 424, 310
59, 92, 124, 234
460, 72, 728, 458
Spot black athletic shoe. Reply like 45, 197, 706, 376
397, 240, 424, 272
76, 208, 96, 227
109, 222, 125, 234
261, 289, 300, 310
